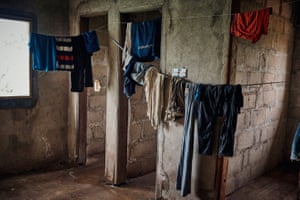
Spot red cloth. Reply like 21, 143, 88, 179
230, 8, 270, 43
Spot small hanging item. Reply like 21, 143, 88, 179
230, 7, 272, 43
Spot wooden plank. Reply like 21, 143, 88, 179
77, 17, 89, 165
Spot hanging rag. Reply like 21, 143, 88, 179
131, 18, 161, 62
164, 77, 186, 122
82, 30, 100, 54
144, 67, 165, 129
230, 8, 270, 43
29, 32, 56, 71
55, 37, 74, 71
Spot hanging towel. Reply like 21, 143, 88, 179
131, 18, 161, 62
55, 37, 74, 71
29, 32, 56, 71
82, 30, 100, 54
144, 67, 165, 129
230, 8, 270, 43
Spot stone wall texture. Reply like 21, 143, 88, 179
226, 0, 294, 195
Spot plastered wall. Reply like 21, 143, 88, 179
226, 0, 294, 195
69, 0, 231, 198
0, 0, 69, 174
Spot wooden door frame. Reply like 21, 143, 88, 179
77, 17, 89, 165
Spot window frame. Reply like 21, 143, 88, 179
0, 9, 37, 108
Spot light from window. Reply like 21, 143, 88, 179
0, 18, 30, 97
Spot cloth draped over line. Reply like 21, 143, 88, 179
29, 31, 100, 92
230, 7, 270, 43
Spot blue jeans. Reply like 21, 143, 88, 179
176, 83, 243, 196
291, 123, 300, 161
176, 83, 199, 196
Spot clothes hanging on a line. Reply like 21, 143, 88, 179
29, 33, 57, 72
176, 83, 243, 197
230, 7, 271, 43
55, 37, 74, 71
131, 18, 161, 62
122, 18, 161, 66
144, 67, 165, 129
290, 123, 300, 161
29, 31, 100, 92
164, 77, 186, 122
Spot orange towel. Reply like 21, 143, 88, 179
230, 8, 270, 43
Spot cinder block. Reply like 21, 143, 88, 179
243, 93, 256, 109
237, 111, 251, 129
131, 102, 148, 121
249, 145, 264, 165
235, 71, 248, 85
238, 130, 254, 150
249, 72, 262, 85
128, 122, 142, 145
227, 154, 243, 177
263, 89, 276, 107
130, 139, 157, 159
269, 15, 285, 34
251, 109, 266, 127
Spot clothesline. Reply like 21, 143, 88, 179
241, 81, 287, 87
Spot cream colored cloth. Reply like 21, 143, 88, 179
122, 22, 132, 69
144, 67, 165, 129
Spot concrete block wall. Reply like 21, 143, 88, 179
86, 16, 109, 157
127, 86, 157, 178
226, 0, 294, 195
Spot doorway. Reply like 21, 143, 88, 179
77, 15, 108, 167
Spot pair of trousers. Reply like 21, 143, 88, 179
176, 83, 243, 196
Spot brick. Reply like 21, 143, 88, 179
251, 109, 266, 127
238, 130, 254, 150
262, 72, 275, 82
227, 153, 243, 176
142, 120, 157, 138
249, 72, 262, 85
269, 15, 285, 34
235, 71, 248, 85
266, 107, 280, 122
263, 89, 276, 107
243, 93, 256, 109
131, 102, 148, 121
273, 34, 290, 53
130, 139, 157, 159
128, 122, 142, 145
249, 145, 264, 165
237, 111, 251, 129
244, 47, 259, 70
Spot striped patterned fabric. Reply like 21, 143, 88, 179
55, 37, 74, 71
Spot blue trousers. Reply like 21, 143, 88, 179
176, 83, 243, 196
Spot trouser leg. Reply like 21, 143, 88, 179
176, 83, 198, 196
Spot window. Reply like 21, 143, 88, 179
0, 9, 37, 108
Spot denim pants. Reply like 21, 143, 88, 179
291, 123, 300, 161
176, 82, 199, 196
176, 83, 243, 196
